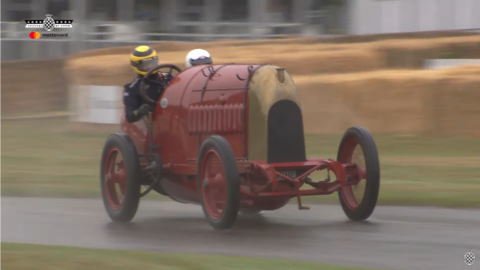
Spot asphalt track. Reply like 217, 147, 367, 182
2, 196, 480, 270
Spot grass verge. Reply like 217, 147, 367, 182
1, 243, 374, 270
2, 118, 480, 208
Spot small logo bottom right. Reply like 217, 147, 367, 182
464, 249, 475, 266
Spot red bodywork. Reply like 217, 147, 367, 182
120, 64, 362, 210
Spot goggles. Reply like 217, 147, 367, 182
189, 56, 212, 66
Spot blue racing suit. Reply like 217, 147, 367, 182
123, 73, 173, 123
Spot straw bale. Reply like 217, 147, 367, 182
2, 58, 68, 115
69, 30, 479, 59
64, 54, 261, 86
369, 35, 480, 68
295, 70, 439, 135
300, 30, 480, 44
197, 46, 384, 74
69, 38, 318, 59
70, 41, 221, 59
428, 75, 480, 137
65, 46, 384, 86
65, 55, 480, 136
266, 49, 384, 74
67, 35, 480, 75
295, 66, 480, 135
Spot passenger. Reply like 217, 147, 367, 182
123, 45, 173, 123
185, 49, 213, 68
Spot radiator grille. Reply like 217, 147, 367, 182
188, 104, 243, 135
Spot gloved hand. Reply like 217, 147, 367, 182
134, 104, 152, 117
158, 72, 172, 83
159, 72, 169, 77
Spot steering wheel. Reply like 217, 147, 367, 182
139, 64, 182, 105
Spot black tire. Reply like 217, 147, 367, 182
197, 135, 240, 230
336, 127, 380, 221
100, 133, 141, 222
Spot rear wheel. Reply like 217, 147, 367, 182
100, 133, 141, 222
197, 135, 240, 230
337, 127, 380, 221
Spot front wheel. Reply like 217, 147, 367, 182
197, 135, 240, 230
337, 127, 380, 221
100, 133, 141, 222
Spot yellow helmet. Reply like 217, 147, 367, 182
130, 45, 158, 76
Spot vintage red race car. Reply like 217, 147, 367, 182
100, 63, 380, 230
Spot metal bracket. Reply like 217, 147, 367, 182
236, 65, 255, 81
294, 178, 310, 210
138, 153, 164, 197
140, 173, 160, 197
200, 66, 216, 77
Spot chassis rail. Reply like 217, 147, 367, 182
159, 158, 362, 210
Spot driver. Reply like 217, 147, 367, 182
185, 49, 213, 68
123, 45, 173, 123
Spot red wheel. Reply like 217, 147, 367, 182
198, 136, 240, 230
337, 127, 380, 221
100, 133, 141, 222
104, 148, 127, 210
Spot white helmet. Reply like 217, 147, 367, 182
185, 49, 212, 68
